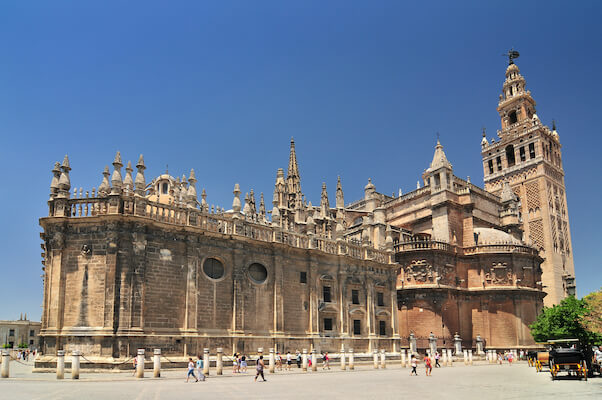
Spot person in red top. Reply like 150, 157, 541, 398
423, 354, 432, 376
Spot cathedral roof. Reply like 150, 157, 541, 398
474, 227, 522, 245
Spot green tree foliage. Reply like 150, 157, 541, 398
529, 296, 602, 345
583, 288, 602, 335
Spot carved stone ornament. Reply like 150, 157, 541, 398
49, 231, 65, 250
80, 244, 92, 257
485, 262, 512, 285
405, 259, 434, 283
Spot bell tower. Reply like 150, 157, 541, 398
481, 52, 576, 306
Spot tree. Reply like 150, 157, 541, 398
583, 288, 602, 336
529, 296, 602, 345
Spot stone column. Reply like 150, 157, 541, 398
153, 349, 161, 378
216, 348, 223, 375
476, 335, 484, 355
202, 348, 210, 376
302, 349, 308, 372
1, 350, 10, 378
71, 351, 80, 379
447, 349, 453, 366
442, 348, 447, 366
56, 350, 65, 379
463, 349, 468, 365
409, 333, 417, 356
468, 349, 473, 365
311, 349, 317, 372
340, 348, 346, 371
401, 349, 406, 368
380, 349, 386, 369
268, 348, 274, 374
136, 349, 145, 378
429, 333, 437, 356
348, 349, 354, 370
373, 350, 379, 369
454, 333, 462, 355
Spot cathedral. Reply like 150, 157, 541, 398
37, 59, 575, 363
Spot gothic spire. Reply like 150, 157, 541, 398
187, 168, 198, 207
110, 151, 123, 193
429, 140, 452, 171
200, 188, 208, 212
98, 166, 111, 195
232, 183, 242, 213
336, 176, 344, 209
259, 192, 266, 221
123, 161, 134, 192
287, 137, 300, 179
320, 182, 329, 214
58, 155, 72, 196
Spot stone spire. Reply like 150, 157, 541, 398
58, 155, 71, 197
98, 166, 111, 195
134, 154, 146, 195
257, 192, 266, 221
500, 181, 516, 203
186, 169, 198, 207
232, 183, 242, 213
50, 161, 61, 199
200, 188, 208, 212
320, 182, 329, 216
335, 176, 344, 209
273, 168, 285, 208
242, 192, 251, 215
249, 189, 257, 215
110, 151, 123, 194
286, 138, 303, 210
123, 161, 134, 193
287, 137, 300, 181
429, 140, 452, 171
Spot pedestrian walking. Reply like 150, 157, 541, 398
232, 353, 239, 373
132, 356, 138, 376
424, 354, 432, 376
196, 355, 205, 381
508, 351, 514, 366
296, 350, 302, 368
322, 352, 330, 370
241, 354, 248, 373
276, 352, 283, 371
254, 355, 267, 382
286, 351, 292, 370
434, 351, 441, 368
410, 355, 418, 376
186, 358, 198, 382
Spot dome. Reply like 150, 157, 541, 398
364, 178, 375, 191
473, 227, 522, 245
506, 63, 519, 74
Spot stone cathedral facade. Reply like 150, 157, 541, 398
38, 60, 574, 362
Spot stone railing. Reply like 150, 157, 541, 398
50, 195, 393, 264
394, 239, 459, 254
463, 243, 540, 257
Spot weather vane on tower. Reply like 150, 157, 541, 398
504, 48, 520, 65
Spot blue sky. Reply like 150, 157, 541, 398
1, 1, 600, 321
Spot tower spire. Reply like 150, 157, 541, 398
287, 137, 299, 179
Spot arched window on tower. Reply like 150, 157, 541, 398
505, 145, 515, 167
161, 182, 168, 194
509, 111, 518, 125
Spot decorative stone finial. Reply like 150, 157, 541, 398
200, 188, 208, 212
187, 169, 197, 207
232, 183, 242, 213
49, 161, 61, 199
134, 154, 146, 194
259, 192, 266, 221
336, 176, 344, 209
111, 151, 123, 193
417, 180, 421, 189
429, 140, 452, 171
123, 161, 134, 193
320, 182, 329, 214
58, 155, 72, 196
242, 192, 251, 215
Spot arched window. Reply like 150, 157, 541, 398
509, 111, 518, 124
161, 182, 168, 194
505, 145, 515, 167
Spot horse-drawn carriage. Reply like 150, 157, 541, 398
534, 351, 550, 372
548, 339, 588, 381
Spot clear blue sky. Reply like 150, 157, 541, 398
1, 1, 600, 321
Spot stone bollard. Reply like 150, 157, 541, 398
203, 348, 210, 376
454, 333, 462, 356
373, 350, 379, 369
429, 333, 437, 357
1, 350, 10, 378
153, 349, 161, 378
447, 349, 453, 366
469, 349, 473, 365
401, 349, 406, 368
348, 349, 354, 370
442, 348, 447, 366
380, 349, 386, 369
311, 349, 317, 372
57, 350, 65, 379
476, 335, 484, 355
302, 349, 308, 372
215, 347, 224, 375
409, 333, 417, 355
340, 348, 346, 371
463, 349, 468, 365
71, 351, 80, 379
136, 349, 145, 378
268, 348, 275, 374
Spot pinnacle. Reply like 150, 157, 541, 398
113, 151, 123, 167
62, 155, 71, 170
136, 154, 145, 169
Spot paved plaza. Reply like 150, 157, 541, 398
1, 361, 600, 400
